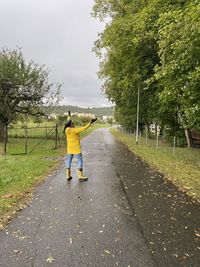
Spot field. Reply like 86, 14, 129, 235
0, 123, 107, 228
110, 128, 200, 202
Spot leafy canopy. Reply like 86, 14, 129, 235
0, 48, 61, 126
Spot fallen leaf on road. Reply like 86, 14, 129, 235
183, 186, 191, 190
14, 250, 21, 255
2, 194, 13, 198
19, 236, 26, 240
46, 255, 54, 263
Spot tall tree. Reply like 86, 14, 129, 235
153, 2, 200, 146
93, 0, 199, 147
93, 0, 161, 129
0, 48, 61, 154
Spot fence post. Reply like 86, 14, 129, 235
55, 124, 58, 149
58, 130, 61, 148
156, 133, 159, 149
173, 136, 176, 156
46, 124, 48, 137
3, 125, 8, 155
24, 124, 28, 154
145, 126, 148, 144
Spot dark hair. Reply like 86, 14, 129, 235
63, 120, 72, 133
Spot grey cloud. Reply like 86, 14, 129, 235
0, 0, 109, 107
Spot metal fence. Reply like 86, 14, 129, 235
7, 124, 66, 155
117, 126, 181, 156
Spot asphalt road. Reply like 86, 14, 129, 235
0, 128, 199, 267
0, 128, 155, 267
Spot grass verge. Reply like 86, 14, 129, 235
110, 128, 200, 202
0, 124, 104, 229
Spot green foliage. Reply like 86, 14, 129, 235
93, 0, 161, 129
93, 0, 200, 145
33, 116, 44, 126
0, 48, 61, 126
107, 117, 113, 125
56, 115, 68, 126
154, 2, 200, 130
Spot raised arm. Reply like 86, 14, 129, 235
74, 123, 91, 134
74, 118, 97, 134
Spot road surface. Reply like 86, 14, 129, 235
0, 128, 199, 267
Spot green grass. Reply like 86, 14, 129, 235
9, 125, 66, 139
110, 128, 200, 201
0, 123, 106, 228
0, 139, 62, 228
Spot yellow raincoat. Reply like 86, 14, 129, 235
65, 123, 91, 154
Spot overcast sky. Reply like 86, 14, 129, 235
0, 0, 110, 107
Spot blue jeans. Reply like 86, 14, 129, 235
66, 153, 83, 169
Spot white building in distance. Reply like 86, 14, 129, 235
63, 112, 95, 119
102, 116, 114, 122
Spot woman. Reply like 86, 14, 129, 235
64, 111, 97, 181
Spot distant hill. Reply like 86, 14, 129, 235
53, 105, 113, 117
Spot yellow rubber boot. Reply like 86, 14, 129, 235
66, 168, 73, 181
77, 169, 88, 181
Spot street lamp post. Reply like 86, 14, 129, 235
136, 82, 140, 145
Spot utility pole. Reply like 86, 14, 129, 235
136, 82, 140, 145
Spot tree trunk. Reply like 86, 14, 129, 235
0, 123, 8, 154
184, 128, 193, 148
0, 122, 4, 143
3, 124, 8, 155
